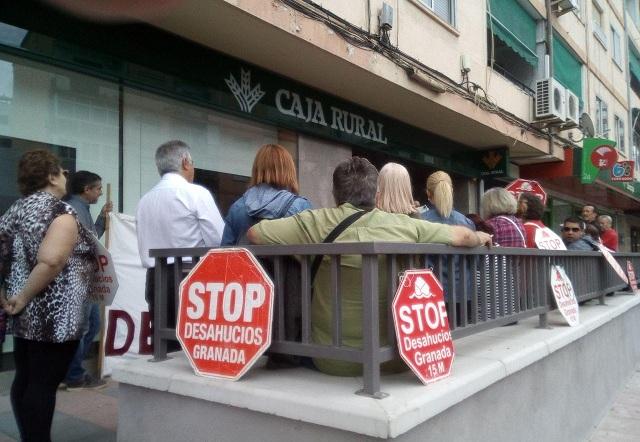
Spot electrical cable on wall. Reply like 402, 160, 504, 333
277, 0, 554, 142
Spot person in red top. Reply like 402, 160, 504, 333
597, 215, 619, 251
518, 192, 546, 248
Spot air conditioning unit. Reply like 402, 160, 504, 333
535, 78, 566, 122
565, 89, 580, 127
553, 0, 578, 16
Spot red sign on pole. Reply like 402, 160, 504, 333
505, 179, 547, 206
392, 270, 454, 384
177, 248, 274, 380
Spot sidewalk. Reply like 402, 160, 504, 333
590, 365, 640, 441
0, 371, 117, 442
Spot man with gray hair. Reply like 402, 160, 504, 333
136, 140, 224, 338
597, 214, 618, 251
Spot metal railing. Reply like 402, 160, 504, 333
149, 244, 639, 397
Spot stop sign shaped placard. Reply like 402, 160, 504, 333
177, 248, 274, 380
505, 179, 547, 206
392, 270, 454, 384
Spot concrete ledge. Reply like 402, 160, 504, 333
114, 294, 640, 441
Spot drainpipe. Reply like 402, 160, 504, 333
545, 0, 555, 156
624, 2, 633, 152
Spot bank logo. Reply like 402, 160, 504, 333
225, 68, 265, 113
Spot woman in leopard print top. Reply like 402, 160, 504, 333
0, 149, 95, 442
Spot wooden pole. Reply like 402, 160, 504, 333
97, 183, 112, 378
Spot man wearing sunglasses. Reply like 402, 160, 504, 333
561, 217, 599, 251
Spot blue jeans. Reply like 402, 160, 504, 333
65, 302, 100, 382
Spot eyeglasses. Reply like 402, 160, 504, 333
562, 227, 581, 232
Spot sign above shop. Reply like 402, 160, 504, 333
582, 138, 617, 184
478, 148, 509, 177
611, 161, 635, 182
590, 144, 618, 169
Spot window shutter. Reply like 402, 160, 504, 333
433, 0, 452, 24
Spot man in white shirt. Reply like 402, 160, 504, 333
136, 140, 225, 341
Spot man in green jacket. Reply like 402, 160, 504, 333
248, 157, 491, 376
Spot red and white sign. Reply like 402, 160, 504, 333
534, 226, 566, 250
392, 270, 454, 385
610, 161, 635, 182
627, 260, 638, 293
505, 179, 547, 206
550, 265, 579, 327
596, 244, 629, 284
590, 145, 618, 169
177, 248, 274, 380
88, 237, 119, 305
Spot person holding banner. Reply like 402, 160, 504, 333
0, 150, 95, 442
62, 171, 112, 390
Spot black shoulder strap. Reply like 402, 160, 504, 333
310, 210, 368, 285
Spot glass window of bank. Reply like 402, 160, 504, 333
0, 53, 120, 219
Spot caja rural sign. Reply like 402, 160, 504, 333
392, 270, 454, 384
177, 249, 274, 380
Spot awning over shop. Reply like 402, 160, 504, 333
488, 0, 538, 66
553, 34, 582, 99
520, 147, 640, 213
630, 43, 640, 84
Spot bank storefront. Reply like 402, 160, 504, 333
0, 3, 495, 223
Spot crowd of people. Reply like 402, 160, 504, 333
0, 141, 623, 439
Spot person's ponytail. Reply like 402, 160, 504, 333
426, 171, 453, 218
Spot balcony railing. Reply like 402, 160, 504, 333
149, 243, 639, 397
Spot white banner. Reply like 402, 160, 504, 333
102, 213, 151, 377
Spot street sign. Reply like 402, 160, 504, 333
596, 244, 629, 285
392, 270, 454, 385
88, 237, 119, 305
505, 179, 547, 206
626, 260, 638, 293
550, 265, 579, 327
533, 226, 566, 250
177, 248, 274, 380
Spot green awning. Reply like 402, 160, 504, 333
630, 43, 640, 83
488, 0, 538, 66
553, 34, 582, 98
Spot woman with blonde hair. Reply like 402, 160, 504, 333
222, 143, 311, 245
376, 163, 417, 216
422, 171, 474, 228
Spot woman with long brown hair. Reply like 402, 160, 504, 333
222, 143, 311, 245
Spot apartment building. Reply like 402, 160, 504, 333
0, 0, 638, 248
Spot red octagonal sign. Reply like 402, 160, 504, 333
505, 179, 547, 206
177, 248, 274, 380
392, 270, 454, 384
